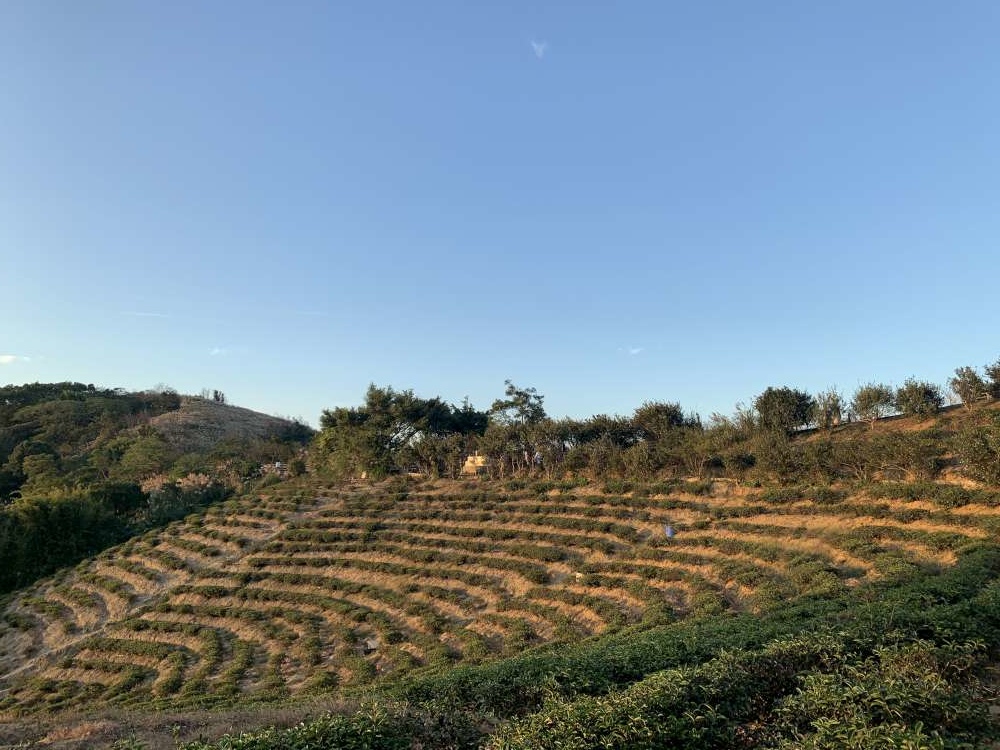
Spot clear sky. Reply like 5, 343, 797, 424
3, 2, 999, 424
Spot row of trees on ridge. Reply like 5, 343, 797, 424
310, 359, 1000, 485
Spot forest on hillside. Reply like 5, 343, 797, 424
0, 382, 312, 593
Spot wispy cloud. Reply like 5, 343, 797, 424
530, 40, 548, 59
209, 347, 228, 357
615, 346, 644, 356
123, 311, 169, 318
0, 354, 29, 365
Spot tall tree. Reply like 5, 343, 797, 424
631, 401, 687, 442
949, 367, 988, 408
448, 398, 489, 436
894, 378, 943, 417
753, 387, 815, 434
984, 358, 1000, 399
954, 414, 1000, 484
851, 383, 895, 429
577, 414, 642, 448
489, 381, 546, 427
316, 385, 454, 479
812, 387, 844, 431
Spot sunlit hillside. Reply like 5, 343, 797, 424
147, 396, 306, 454
2, 454, 1000, 745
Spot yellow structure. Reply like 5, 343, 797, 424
461, 453, 488, 476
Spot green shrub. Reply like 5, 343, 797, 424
602, 479, 633, 495
771, 641, 991, 749
953, 414, 1000, 484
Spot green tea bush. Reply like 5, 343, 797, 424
953, 414, 1000, 484
753, 485, 846, 505
866, 481, 1000, 508
771, 640, 991, 749
489, 633, 849, 749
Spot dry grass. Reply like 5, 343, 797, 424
2, 700, 354, 750
740, 510, 986, 540
109, 627, 206, 654
152, 539, 226, 567
40, 719, 119, 746
42, 665, 118, 684
485, 609, 557, 640
562, 583, 648, 616
139, 611, 275, 651
202, 517, 283, 541
72, 648, 165, 669
147, 396, 296, 453
950, 504, 1000, 517
76, 583, 131, 621
93, 562, 162, 596
175, 531, 247, 556
702, 527, 876, 575
524, 595, 607, 634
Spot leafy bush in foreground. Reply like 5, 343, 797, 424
490, 637, 992, 750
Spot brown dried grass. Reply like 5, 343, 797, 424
138, 611, 276, 653
40, 719, 118, 745
92, 562, 162, 597
41, 666, 116, 685
147, 397, 296, 454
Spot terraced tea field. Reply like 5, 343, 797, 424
1, 477, 998, 718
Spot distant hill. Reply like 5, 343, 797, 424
0, 383, 314, 601
146, 396, 306, 454
0, 384, 311, 502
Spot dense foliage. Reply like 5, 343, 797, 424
754, 387, 815, 434
0, 382, 309, 594
894, 378, 944, 417
314, 385, 489, 479
0, 382, 182, 499
311, 364, 1000, 487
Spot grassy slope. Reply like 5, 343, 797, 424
2, 407, 1000, 746
147, 397, 298, 454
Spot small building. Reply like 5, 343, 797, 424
461, 453, 488, 476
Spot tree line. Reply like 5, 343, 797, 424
310, 358, 1000, 485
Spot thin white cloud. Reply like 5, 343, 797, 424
209, 347, 228, 357
123, 311, 169, 318
0, 354, 29, 365
628, 347, 644, 356
531, 40, 548, 59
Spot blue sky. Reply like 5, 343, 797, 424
3, 2, 999, 424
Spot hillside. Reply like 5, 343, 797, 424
2, 385, 1000, 747
2, 466, 999, 746
145, 397, 305, 455
0, 384, 308, 501
0, 384, 313, 600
